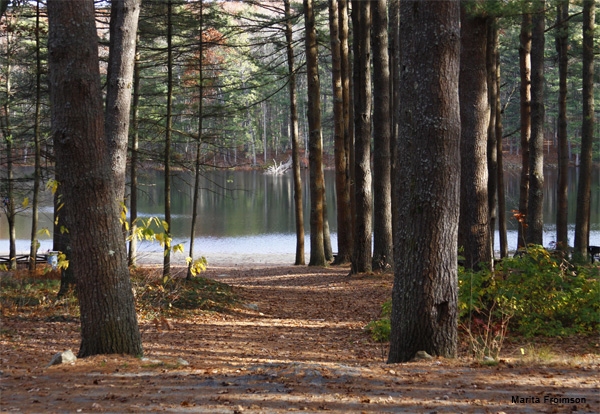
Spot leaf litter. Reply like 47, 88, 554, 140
1, 264, 598, 413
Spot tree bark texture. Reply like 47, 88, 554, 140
389, 0, 400, 256
526, 1, 545, 247
106, 0, 141, 204
388, 0, 460, 363
304, 0, 326, 266
458, 7, 492, 271
338, 0, 353, 264
329, 0, 352, 265
555, 1, 569, 251
516, 11, 532, 251
486, 20, 498, 255
495, 47, 508, 259
351, 0, 372, 274
285, 0, 305, 265
47, 0, 142, 357
372, 0, 393, 272
575, 0, 595, 256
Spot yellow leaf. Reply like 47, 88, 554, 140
22, 197, 29, 208
37, 228, 50, 237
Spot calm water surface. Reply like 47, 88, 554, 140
2, 167, 599, 258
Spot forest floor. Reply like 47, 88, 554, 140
1, 264, 599, 414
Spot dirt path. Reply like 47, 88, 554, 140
1, 265, 599, 413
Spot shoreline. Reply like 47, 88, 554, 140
0, 249, 306, 269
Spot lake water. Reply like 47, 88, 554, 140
2, 167, 599, 260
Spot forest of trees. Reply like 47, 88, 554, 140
0, 0, 597, 361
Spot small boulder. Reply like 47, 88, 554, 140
47, 349, 77, 367
177, 358, 190, 366
411, 351, 433, 362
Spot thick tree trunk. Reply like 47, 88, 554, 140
389, 0, 399, 256
47, 0, 142, 357
458, 7, 492, 271
372, 0, 393, 272
106, 0, 141, 205
304, 0, 326, 266
574, 0, 595, 257
555, 1, 569, 251
337, 0, 353, 265
329, 0, 351, 265
516, 12, 532, 251
526, 1, 545, 246
285, 0, 305, 265
389, 0, 460, 363
351, 0, 372, 275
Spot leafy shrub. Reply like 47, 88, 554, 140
368, 246, 599, 343
460, 245, 599, 337
131, 269, 238, 317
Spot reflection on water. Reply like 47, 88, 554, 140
2, 167, 599, 257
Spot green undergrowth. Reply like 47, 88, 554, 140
366, 246, 599, 347
0, 266, 238, 323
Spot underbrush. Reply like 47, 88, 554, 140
130, 267, 238, 319
366, 246, 599, 359
0, 265, 238, 324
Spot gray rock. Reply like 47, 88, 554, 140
47, 349, 77, 367
243, 303, 259, 311
177, 358, 190, 366
140, 357, 163, 364
411, 351, 433, 361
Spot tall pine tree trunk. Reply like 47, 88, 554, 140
285, 0, 305, 265
304, 0, 326, 266
29, 0, 43, 271
329, 0, 351, 265
517, 11, 532, 251
47, 0, 142, 357
351, 0, 372, 275
495, 48, 508, 259
526, 1, 545, 246
487, 19, 498, 255
389, 0, 399, 255
338, 0, 353, 264
389, 0, 460, 363
574, 0, 595, 257
458, 6, 492, 271
372, 0, 393, 272
555, 1, 569, 251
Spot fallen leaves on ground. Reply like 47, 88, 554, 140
1, 265, 599, 413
